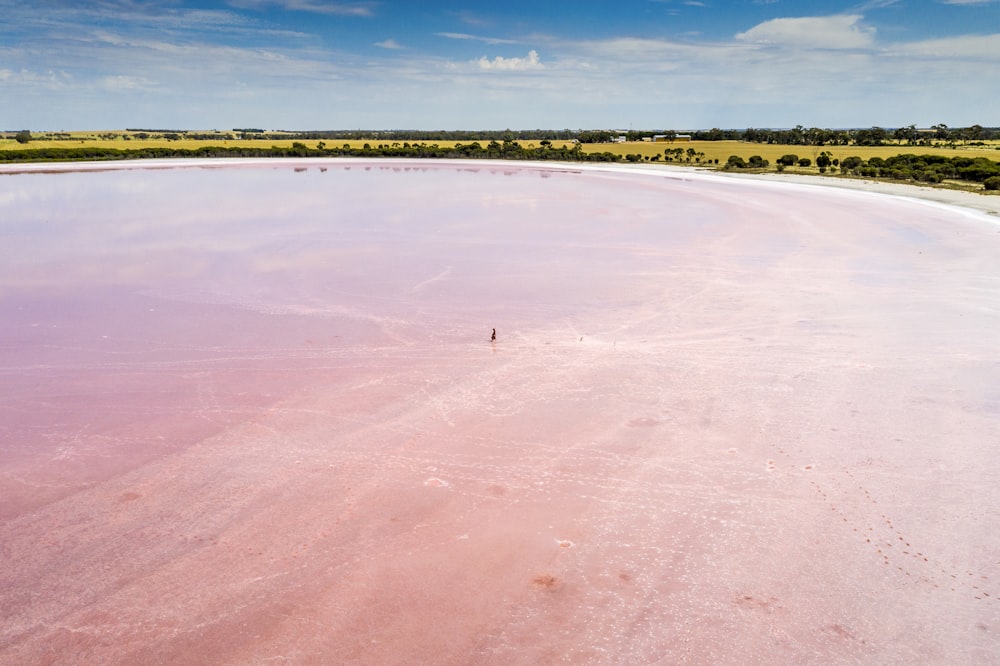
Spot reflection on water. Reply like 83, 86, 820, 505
0, 162, 714, 330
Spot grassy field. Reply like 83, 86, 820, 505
580, 139, 1000, 164
0, 133, 563, 153
2, 131, 998, 181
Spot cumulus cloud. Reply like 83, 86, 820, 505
476, 49, 543, 71
736, 14, 875, 49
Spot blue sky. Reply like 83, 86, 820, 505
1, 0, 998, 130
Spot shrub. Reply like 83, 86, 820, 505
841, 156, 864, 170
985, 176, 1000, 191
778, 154, 799, 166
797, 158, 811, 167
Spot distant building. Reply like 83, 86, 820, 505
654, 134, 692, 142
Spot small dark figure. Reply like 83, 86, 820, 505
491, 328, 496, 342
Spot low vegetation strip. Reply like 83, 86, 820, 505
0, 141, 622, 164
722, 151, 1000, 190
2, 139, 999, 191
839, 154, 1000, 189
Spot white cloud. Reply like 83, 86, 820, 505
736, 14, 875, 49
374, 39, 404, 49
453, 10, 491, 27
437, 32, 518, 45
939, 0, 997, 4
0, 67, 73, 89
856, 0, 901, 9
227, 0, 374, 17
889, 33, 1000, 58
99, 75, 154, 90
476, 50, 543, 71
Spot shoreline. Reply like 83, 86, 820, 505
723, 169, 1000, 218
3, 156, 999, 219
566, 160, 1000, 219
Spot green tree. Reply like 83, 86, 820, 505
841, 156, 864, 170
963, 124, 985, 143
14, 130, 32, 144
932, 124, 950, 141
893, 124, 918, 145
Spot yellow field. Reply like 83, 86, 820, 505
0, 131, 583, 151
580, 139, 1000, 165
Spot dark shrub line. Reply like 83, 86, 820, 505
0, 142, 621, 165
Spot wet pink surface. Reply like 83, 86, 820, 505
2, 160, 1000, 663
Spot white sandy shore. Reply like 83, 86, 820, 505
564, 160, 1000, 220
717, 169, 1000, 218
3, 157, 999, 219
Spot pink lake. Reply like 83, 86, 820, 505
2, 160, 999, 663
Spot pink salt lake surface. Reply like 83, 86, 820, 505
2, 159, 999, 664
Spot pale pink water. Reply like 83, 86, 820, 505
2, 160, 999, 663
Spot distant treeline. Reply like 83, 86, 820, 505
696, 124, 999, 146
269, 129, 593, 142
253, 126, 999, 145
248, 126, 997, 145
8, 125, 998, 146
0, 141, 620, 164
